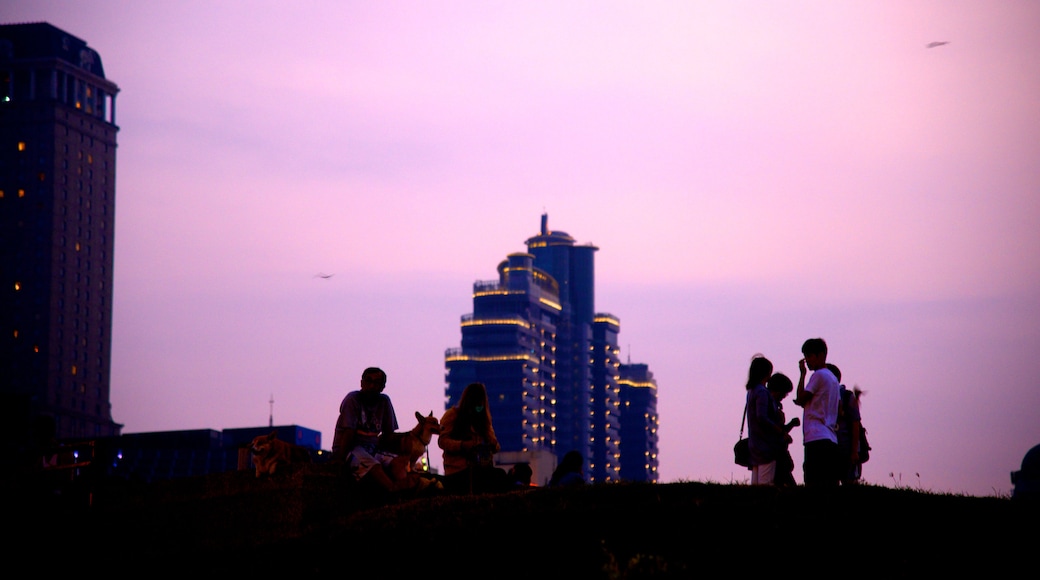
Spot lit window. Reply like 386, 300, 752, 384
17, 142, 26, 151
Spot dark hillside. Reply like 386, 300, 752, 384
13, 464, 1033, 578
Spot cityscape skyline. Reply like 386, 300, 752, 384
3, 2, 1037, 497
444, 213, 659, 483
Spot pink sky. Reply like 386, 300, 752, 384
8, 1, 1039, 496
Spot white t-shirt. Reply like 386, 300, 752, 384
802, 368, 840, 444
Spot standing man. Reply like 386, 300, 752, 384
331, 367, 400, 492
794, 338, 841, 487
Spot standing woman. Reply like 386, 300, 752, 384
746, 355, 786, 485
439, 382, 506, 494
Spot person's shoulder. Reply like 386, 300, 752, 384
816, 368, 838, 385
825, 370, 841, 387
342, 390, 362, 403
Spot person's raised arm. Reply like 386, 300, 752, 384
794, 358, 811, 407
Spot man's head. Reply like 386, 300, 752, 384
801, 338, 828, 370
360, 367, 387, 395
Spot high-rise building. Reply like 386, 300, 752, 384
619, 362, 659, 483
445, 215, 656, 483
590, 313, 621, 482
1, 22, 122, 449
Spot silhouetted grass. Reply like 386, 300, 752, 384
13, 464, 1034, 578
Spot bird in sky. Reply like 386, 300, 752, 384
926, 41, 950, 48
314, 273, 334, 279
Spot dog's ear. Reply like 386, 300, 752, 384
415, 411, 424, 422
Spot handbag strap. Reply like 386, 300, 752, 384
739, 394, 748, 438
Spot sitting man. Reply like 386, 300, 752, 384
331, 367, 403, 492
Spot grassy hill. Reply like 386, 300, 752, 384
14, 464, 1033, 578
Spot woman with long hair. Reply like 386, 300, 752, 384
439, 382, 506, 494
746, 354, 788, 485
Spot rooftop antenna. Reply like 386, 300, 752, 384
627, 344, 631, 364
269, 394, 274, 428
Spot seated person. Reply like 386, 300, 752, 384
331, 367, 404, 492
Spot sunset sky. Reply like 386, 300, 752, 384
8, 1, 1038, 496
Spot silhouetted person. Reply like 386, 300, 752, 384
508, 462, 534, 488
794, 338, 841, 487
439, 382, 508, 494
767, 372, 800, 487
331, 367, 402, 492
549, 451, 585, 487
746, 355, 784, 485
1012, 443, 1040, 501
829, 363, 865, 485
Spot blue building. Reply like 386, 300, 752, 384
619, 362, 659, 483
590, 314, 622, 482
445, 215, 657, 483
93, 425, 322, 484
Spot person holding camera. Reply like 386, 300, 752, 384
439, 382, 507, 494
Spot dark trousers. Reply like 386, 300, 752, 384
803, 440, 841, 487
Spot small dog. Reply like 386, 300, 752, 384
380, 411, 441, 467
249, 431, 312, 478
380, 411, 441, 486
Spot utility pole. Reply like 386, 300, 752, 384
269, 394, 274, 428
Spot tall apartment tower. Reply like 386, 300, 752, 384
0, 23, 122, 447
446, 215, 647, 483
619, 362, 659, 483
590, 313, 622, 482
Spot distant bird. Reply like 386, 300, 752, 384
314, 273, 334, 279
926, 41, 950, 48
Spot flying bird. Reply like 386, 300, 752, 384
314, 273, 334, 279
926, 41, 950, 48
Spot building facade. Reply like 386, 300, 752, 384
1, 22, 122, 449
590, 313, 621, 482
619, 362, 659, 483
445, 215, 656, 483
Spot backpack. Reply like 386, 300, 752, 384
841, 386, 871, 463
858, 424, 870, 463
